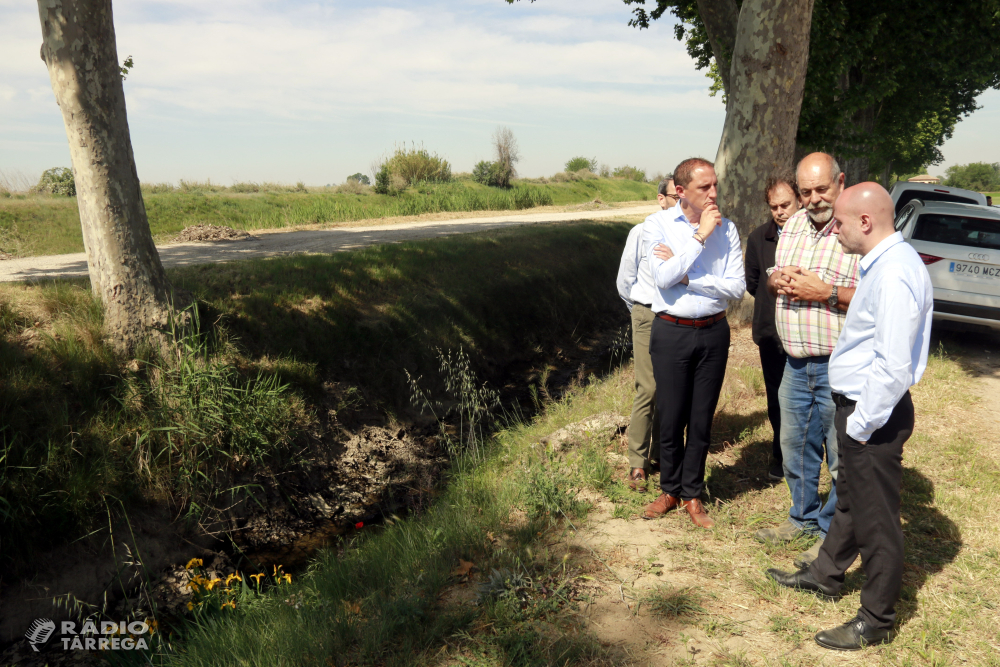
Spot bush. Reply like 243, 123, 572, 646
347, 173, 371, 186
612, 165, 646, 182
335, 179, 372, 195
473, 160, 501, 187
373, 145, 451, 195
550, 169, 599, 183
35, 167, 76, 196
565, 156, 597, 173
943, 162, 1000, 192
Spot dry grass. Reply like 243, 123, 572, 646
534, 324, 1000, 666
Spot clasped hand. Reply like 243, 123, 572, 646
772, 266, 831, 302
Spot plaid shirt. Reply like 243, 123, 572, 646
772, 208, 860, 358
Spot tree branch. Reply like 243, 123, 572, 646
695, 0, 739, 94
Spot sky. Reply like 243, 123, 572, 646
1, 0, 998, 186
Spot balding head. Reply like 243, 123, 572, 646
796, 153, 845, 227
831, 182, 896, 255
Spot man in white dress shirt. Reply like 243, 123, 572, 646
641, 159, 745, 529
767, 182, 933, 651
616, 177, 677, 490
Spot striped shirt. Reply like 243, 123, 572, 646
772, 208, 860, 358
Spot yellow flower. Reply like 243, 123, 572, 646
281, 573, 292, 585
187, 601, 195, 611
203, 577, 221, 591
225, 573, 242, 586
221, 601, 236, 610
185, 558, 203, 570
273, 565, 282, 576
249, 573, 265, 585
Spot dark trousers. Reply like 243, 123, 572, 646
649, 315, 730, 500
757, 336, 786, 465
809, 392, 913, 629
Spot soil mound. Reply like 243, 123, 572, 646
174, 224, 255, 243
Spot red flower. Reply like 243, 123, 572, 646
355, 522, 364, 529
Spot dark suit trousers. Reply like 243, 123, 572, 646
649, 316, 730, 500
809, 392, 913, 629
757, 336, 786, 465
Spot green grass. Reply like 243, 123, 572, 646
132, 343, 636, 667
0, 220, 633, 577
0, 178, 655, 257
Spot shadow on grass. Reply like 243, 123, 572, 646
835, 466, 961, 628
704, 409, 775, 502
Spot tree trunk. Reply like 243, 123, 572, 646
695, 0, 740, 95
713, 0, 816, 239
37, 0, 176, 352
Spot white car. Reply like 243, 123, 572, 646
889, 182, 988, 216
894, 199, 1000, 330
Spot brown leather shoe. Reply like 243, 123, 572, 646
627, 468, 648, 491
643, 492, 681, 519
682, 498, 715, 529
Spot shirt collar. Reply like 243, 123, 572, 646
860, 232, 904, 275
667, 203, 697, 227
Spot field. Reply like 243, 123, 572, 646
0, 177, 655, 257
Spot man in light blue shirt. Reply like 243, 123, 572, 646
641, 158, 745, 530
767, 183, 933, 651
616, 177, 677, 489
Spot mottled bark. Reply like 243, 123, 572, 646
714, 0, 816, 238
696, 0, 740, 95
37, 0, 175, 352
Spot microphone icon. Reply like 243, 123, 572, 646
24, 619, 56, 652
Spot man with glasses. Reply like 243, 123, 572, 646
616, 176, 676, 490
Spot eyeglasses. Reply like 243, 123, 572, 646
661, 193, 679, 200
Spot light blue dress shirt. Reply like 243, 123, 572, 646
641, 205, 745, 318
616, 219, 659, 311
829, 232, 934, 441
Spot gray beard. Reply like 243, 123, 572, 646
807, 206, 834, 225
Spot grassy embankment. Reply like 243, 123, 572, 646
0, 177, 655, 257
0, 220, 635, 575
137, 325, 1000, 667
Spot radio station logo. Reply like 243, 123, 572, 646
25, 619, 152, 652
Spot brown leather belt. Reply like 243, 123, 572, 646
656, 311, 726, 328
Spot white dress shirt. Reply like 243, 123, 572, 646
829, 232, 934, 441
616, 219, 659, 310
642, 204, 745, 318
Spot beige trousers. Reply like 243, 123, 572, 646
628, 303, 659, 470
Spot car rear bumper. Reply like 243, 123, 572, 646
934, 299, 1000, 329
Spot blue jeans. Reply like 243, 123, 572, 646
779, 355, 839, 537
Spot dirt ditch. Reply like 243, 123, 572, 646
0, 322, 632, 659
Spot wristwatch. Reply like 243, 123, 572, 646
828, 284, 839, 308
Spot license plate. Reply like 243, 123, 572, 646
948, 261, 1000, 281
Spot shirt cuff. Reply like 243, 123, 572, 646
846, 413, 874, 442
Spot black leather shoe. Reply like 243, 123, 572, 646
766, 567, 839, 599
768, 460, 784, 482
814, 616, 892, 651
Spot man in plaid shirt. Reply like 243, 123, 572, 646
755, 153, 860, 568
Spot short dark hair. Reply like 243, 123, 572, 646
764, 171, 800, 205
657, 175, 674, 197
673, 158, 714, 188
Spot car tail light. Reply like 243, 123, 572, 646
918, 253, 944, 265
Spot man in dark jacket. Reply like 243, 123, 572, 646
744, 173, 800, 481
